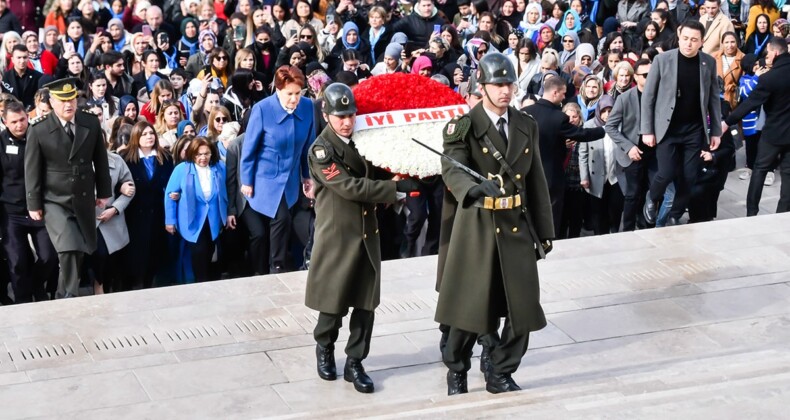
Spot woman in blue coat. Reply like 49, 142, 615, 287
165, 138, 228, 282
240, 65, 316, 273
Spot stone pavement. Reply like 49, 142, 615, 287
1, 208, 790, 418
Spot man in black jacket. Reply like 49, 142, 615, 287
724, 37, 790, 216
392, 0, 445, 48
523, 76, 605, 233
0, 0, 23, 35
1, 46, 43, 110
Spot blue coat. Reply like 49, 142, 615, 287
240, 94, 315, 217
164, 161, 228, 243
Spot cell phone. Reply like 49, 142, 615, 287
433, 24, 441, 33
64, 41, 75, 53
96, 27, 104, 34
290, 29, 297, 38
203, 65, 212, 76
326, 14, 335, 25
234, 24, 246, 41
263, 5, 271, 15
142, 25, 152, 37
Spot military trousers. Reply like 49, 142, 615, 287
442, 317, 530, 375
56, 251, 84, 299
314, 308, 375, 360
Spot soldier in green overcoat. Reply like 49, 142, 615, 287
436, 54, 555, 395
24, 78, 112, 299
305, 83, 418, 394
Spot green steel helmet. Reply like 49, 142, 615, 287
477, 52, 517, 85
322, 83, 357, 116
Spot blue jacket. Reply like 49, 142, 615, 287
240, 94, 315, 217
164, 161, 228, 243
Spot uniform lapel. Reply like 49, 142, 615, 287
70, 114, 89, 160
327, 130, 366, 176
469, 105, 507, 159
506, 108, 528, 164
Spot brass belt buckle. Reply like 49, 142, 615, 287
497, 197, 512, 209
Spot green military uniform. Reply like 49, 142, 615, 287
436, 102, 554, 376
305, 126, 399, 359
25, 107, 111, 298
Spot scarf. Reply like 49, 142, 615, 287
560, 31, 580, 66
464, 38, 487, 69
341, 21, 361, 49
368, 25, 386, 53
162, 46, 178, 69
180, 18, 199, 54
68, 36, 86, 58
558, 10, 582, 37
177, 120, 195, 138
519, 3, 544, 39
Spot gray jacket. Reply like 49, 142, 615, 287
580, 119, 627, 199
94, 152, 134, 254
225, 134, 247, 217
640, 49, 722, 143
606, 87, 641, 168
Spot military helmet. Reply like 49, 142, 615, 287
322, 83, 357, 116
477, 52, 517, 85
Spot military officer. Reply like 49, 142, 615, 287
24, 78, 112, 299
305, 83, 418, 394
436, 53, 554, 395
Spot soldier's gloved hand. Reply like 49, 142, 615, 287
468, 179, 504, 199
396, 178, 420, 192
542, 240, 553, 254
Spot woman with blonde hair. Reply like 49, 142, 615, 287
45, 0, 75, 35
140, 79, 184, 124
207, 105, 233, 158
155, 101, 186, 151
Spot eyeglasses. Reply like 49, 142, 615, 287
477, 49, 487, 55
563, 39, 575, 43
214, 117, 228, 123
300, 34, 313, 39
215, 56, 228, 61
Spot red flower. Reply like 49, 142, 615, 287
353, 73, 466, 115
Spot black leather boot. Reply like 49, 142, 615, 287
344, 358, 374, 393
479, 345, 492, 377
486, 371, 521, 394
447, 370, 468, 395
316, 344, 337, 381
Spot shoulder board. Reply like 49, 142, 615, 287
81, 108, 100, 117
519, 110, 536, 122
443, 114, 471, 142
310, 137, 335, 164
29, 114, 50, 127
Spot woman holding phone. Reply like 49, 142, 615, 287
60, 17, 92, 58
196, 47, 234, 89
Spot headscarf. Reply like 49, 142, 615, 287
773, 18, 790, 39
464, 38, 488, 69
108, 18, 127, 52
177, 120, 196, 138
558, 9, 582, 37
519, 3, 543, 38
119, 95, 138, 117
538, 70, 560, 96
180, 18, 199, 54
440, 63, 462, 89
109, 0, 126, 20
593, 94, 615, 127
559, 31, 580, 66
575, 43, 596, 69
341, 21, 361, 50
385, 42, 403, 59
532, 24, 555, 52
199, 30, 217, 56
391, 32, 408, 45
411, 56, 433, 75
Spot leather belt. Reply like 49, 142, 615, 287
474, 194, 522, 210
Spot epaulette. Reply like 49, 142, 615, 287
520, 110, 536, 122
29, 114, 49, 127
81, 108, 100, 117
442, 114, 471, 142
309, 137, 335, 164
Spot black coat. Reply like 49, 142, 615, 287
327, 40, 372, 78
360, 24, 394, 64
391, 11, 446, 48
123, 155, 174, 278
0, 8, 23, 34
726, 53, 790, 146
1, 68, 44, 110
522, 99, 605, 191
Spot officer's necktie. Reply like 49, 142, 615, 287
497, 117, 508, 143
65, 122, 75, 142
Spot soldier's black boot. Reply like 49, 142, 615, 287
344, 358, 374, 393
316, 344, 337, 380
447, 370, 468, 395
486, 370, 521, 394
479, 345, 492, 379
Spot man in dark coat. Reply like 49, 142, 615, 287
437, 53, 554, 396
0, 0, 23, 34
392, 0, 446, 48
523, 76, 605, 234
305, 83, 418, 394
724, 37, 790, 215
25, 78, 112, 299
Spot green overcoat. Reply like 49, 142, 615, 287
435, 103, 554, 336
24, 110, 112, 253
305, 128, 398, 314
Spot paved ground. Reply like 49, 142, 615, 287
1, 203, 789, 418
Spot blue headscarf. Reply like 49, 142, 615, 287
341, 22, 361, 50
118, 95, 138, 117
177, 120, 195, 138
557, 10, 582, 37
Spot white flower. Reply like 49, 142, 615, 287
353, 121, 446, 178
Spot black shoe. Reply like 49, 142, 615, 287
344, 358, 374, 393
486, 371, 522, 394
666, 217, 682, 226
316, 344, 337, 381
643, 199, 658, 225
479, 345, 492, 376
447, 370, 468, 395
0, 295, 14, 305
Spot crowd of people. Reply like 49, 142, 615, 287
0, 0, 788, 305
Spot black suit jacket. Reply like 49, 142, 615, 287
522, 99, 605, 191
1, 68, 43, 109
726, 53, 790, 146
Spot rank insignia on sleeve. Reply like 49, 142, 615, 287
322, 163, 341, 180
